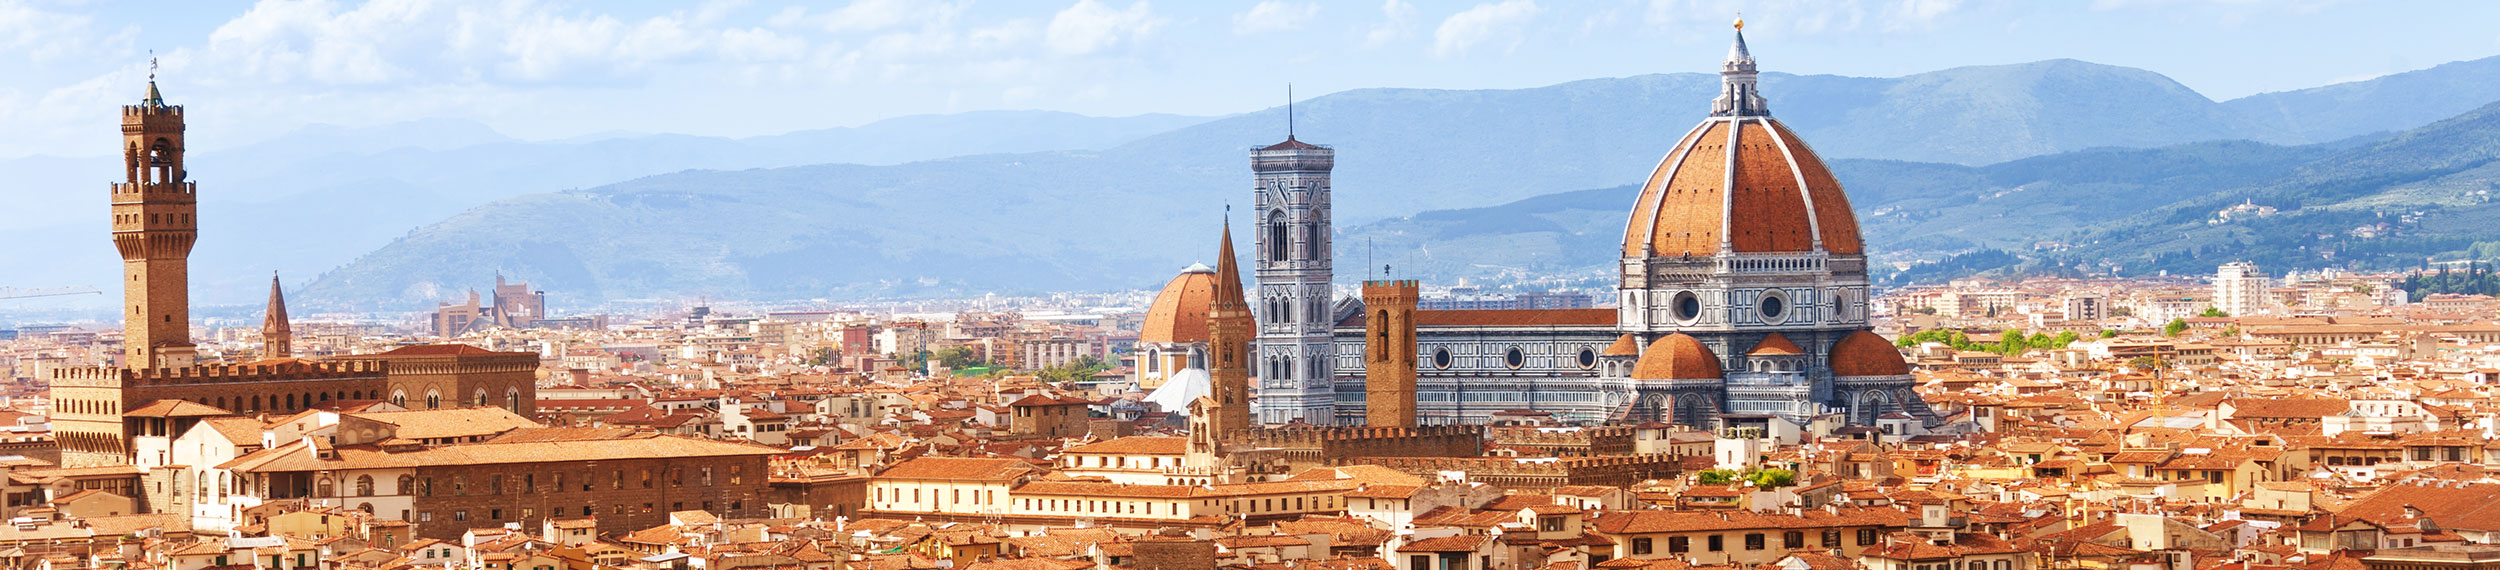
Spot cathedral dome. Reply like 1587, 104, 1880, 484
1619, 29, 1865, 259
1631, 333, 1722, 380
1139, 263, 1217, 344
1829, 330, 1910, 377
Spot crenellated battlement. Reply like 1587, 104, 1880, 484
50, 360, 389, 387
122, 104, 182, 117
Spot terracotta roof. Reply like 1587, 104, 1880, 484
875, 457, 1033, 482
368, 344, 499, 356
1603, 334, 1641, 356
1622, 117, 1864, 257
1398, 535, 1490, 553
1631, 334, 1721, 380
1259, 136, 1325, 151
344, 408, 540, 440
1138, 267, 1218, 345
1063, 436, 1186, 455
221, 429, 778, 473
127, 399, 237, 418
1830, 330, 1909, 377
1748, 333, 1804, 356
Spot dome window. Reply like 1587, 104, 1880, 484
1577, 348, 1598, 370
1432, 348, 1453, 370
1504, 347, 1527, 370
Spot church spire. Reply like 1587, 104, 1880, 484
1710, 17, 1770, 117
262, 273, 292, 359
1205, 220, 1254, 435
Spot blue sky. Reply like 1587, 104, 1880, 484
5, 0, 2498, 158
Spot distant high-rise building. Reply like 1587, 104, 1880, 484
1251, 130, 1337, 425
2214, 262, 2268, 317
431, 274, 549, 337
2063, 292, 2106, 323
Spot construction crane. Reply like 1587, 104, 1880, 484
0, 286, 101, 300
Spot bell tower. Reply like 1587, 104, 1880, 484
1251, 131, 1337, 426
114, 79, 198, 369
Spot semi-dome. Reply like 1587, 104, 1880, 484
1631, 333, 1723, 380
1830, 330, 1910, 377
1620, 28, 1864, 259
1747, 333, 1803, 356
1602, 334, 1641, 356
1139, 263, 1217, 344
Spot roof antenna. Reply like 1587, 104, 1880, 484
1287, 83, 1295, 140
148, 50, 157, 81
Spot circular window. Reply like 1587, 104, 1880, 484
1504, 348, 1526, 370
1432, 348, 1453, 370
1672, 291, 1702, 322
1759, 291, 1788, 324
1577, 348, 1598, 370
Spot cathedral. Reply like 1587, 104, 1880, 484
1139, 23, 1937, 430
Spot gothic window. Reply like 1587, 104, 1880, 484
391, 390, 406, 408
474, 389, 488, 407
507, 388, 522, 413
426, 390, 441, 409
1267, 211, 1289, 262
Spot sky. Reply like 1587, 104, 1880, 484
5, 0, 2500, 159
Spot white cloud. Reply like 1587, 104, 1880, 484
0, 0, 136, 64
1232, 1, 1318, 35
1362, 0, 1416, 47
1433, 0, 1541, 58
1045, 0, 1163, 56
1882, 0, 1960, 31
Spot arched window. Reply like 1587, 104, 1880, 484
391, 390, 406, 408
1267, 210, 1289, 262
473, 389, 488, 407
315, 478, 335, 498
506, 388, 522, 413
397, 475, 415, 496
356, 475, 375, 497
285, 394, 296, 409
251, 396, 263, 411
426, 390, 441, 410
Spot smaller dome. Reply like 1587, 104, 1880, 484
1747, 333, 1803, 356
1139, 266, 1218, 344
1603, 334, 1641, 356
1830, 330, 1910, 377
1631, 333, 1722, 380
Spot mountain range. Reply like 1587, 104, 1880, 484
12, 53, 2500, 315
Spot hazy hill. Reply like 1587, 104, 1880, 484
294, 56, 2500, 310
0, 111, 1212, 311
2225, 54, 2500, 143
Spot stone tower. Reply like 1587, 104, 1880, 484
1251, 134, 1336, 425
263, 273, 292, 359
115, 80, 198, 369
1362, 280, 1418, 428
1207, 222, 1255, 435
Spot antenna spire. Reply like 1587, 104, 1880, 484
1287, 83, 1295, 139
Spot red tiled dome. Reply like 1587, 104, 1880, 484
1138, 264, 1217, 344
1620, 118, 1864, 258
1631, 334, 1722, 380
1602, 334, 1641, 356
1829, 330, 1910, 377
1747, 333, 1804, 356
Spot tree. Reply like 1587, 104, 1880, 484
2219, 325, 2241, 338
1698, 470, 1738, 485
2127, 356, 2169, 372
935, 347, 982, 369
2163, 318, 2189, 337
2100, 329, 2119, 338
807, 347, 836, 366
1744, 469, 1796, 489
2199, 307, 2229, 318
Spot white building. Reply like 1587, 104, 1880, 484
2214, 262, 2269, 317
